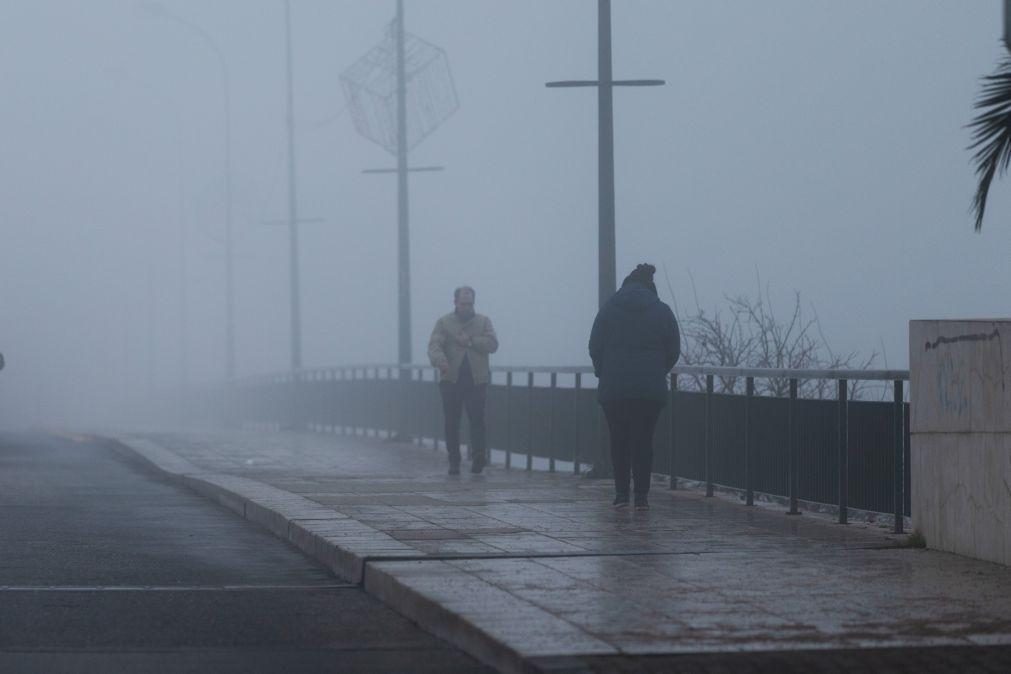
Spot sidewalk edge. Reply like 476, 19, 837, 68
107, 433, 545, 673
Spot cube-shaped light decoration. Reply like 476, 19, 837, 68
340, 25, 459, 155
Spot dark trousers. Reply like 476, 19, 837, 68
602, 399, 663, 497
439, 382, 487, 466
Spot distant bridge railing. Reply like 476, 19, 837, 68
224, 363, 910, 533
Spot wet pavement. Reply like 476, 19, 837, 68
0, 431, 491, 673
110, 429, 1011, 673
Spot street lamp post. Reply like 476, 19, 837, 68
341, 0, 458, 373
546, 0, 665, 309
546, 0, 665, 478
145, 3, 236, 380
395, 0, 410, 369
284, 0, 302, 374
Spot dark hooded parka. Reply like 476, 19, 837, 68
588, 268, 681, 404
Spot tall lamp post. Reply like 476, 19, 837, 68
341, 0, 458, 372
283, 0, 302, 373
546, 0, 664, 478
546, 0, 664, 309
144, 3, 236, 380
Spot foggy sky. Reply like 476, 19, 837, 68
1, 1, 1009, 424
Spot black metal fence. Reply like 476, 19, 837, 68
229, 364, 910, 532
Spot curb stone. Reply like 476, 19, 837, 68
108, 434, 528, 672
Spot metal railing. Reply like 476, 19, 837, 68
226, 363, 910, 533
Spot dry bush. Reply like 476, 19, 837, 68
663, 270, 882, 400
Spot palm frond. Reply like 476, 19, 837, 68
968, 56, 1011, 231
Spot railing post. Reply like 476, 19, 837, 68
548, 372, 557, 472
434, 368, 441, 449
573, 372, 582, 475
338, 370, 345, 434
527, 371, 534, 472
369, 367, 377, 437
291, 370, 301, 431
414, 368, 422, 446
398, 364, 409, 442
386, 367, 394, 439
435, 368, 444, 450
893, 379, 904, 534
745, 376, 754, 506
904, 399, 911, 524
430, 368, 439, 450
838, 378, 849, 525
351, 368, 358, 435
788, 378, 801, 515
669, 373, 677, 490
705, 373, 714, 497
505, 371, 513, 470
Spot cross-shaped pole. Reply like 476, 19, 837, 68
360, 163, 445, 369
360, 0, 449, 373
547, 0, 664, 309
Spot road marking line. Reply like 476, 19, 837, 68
0, 584, 355, 592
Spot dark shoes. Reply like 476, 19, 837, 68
470, 455, 486, 474
449, 455, 485, 476
614, 494, 649, 510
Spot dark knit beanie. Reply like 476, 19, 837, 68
621, 263, 658, 295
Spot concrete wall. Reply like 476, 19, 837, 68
909, 320, 1011, 566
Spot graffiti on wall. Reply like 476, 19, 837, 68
926, 326, 1006, 417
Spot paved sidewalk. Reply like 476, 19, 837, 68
109, 430, 1011, 673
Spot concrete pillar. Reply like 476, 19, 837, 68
909, 319, 1011, 565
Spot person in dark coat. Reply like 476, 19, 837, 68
589, 263, 680, 510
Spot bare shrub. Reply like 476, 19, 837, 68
662, 269, 882, 400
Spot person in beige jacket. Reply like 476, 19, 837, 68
427, 286, 499, 474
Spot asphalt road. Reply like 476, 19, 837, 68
0, 432, 493, 673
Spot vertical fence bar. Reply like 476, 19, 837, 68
386, 367, 394, 438
573, 372, 582, 474
398, 365, 406, 440
420, 367, 428, 447
333, 370, 339, 434
376, 368, 382, 438
505, 371, 513, 469
669, 373, 677, 490
414, 368, 423, 446
346, 368, 353, 435
788, 378, 800, 515
838, 378, 849, 525
430, 369, 439, 450
291, 370, 301, 431
435, 368, 444, 450
904, 401, 911, 518
548, 372, 557, 472
351, 368, 358, 435
745, 376, 754, 506
404, 367, 412, 443
893, 379, 904, 534
336, 369, 343, 434
705, 374, 714, 497
434, 368, 441, 449
405, 367, 412, 445
369, 368, 376, 437
399, 364, 408, 442
527, 371, 534, 472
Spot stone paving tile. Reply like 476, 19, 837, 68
120, 429, 1011, 671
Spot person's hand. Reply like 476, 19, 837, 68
439, 362, 450, 377
454, 332, 471, 347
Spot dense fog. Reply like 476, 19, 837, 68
0, 1, 1008, 427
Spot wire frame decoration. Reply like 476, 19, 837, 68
340, 24, 459, 155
